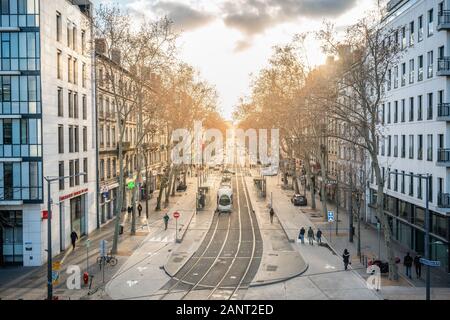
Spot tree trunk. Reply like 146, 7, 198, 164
304, 160, 316, 209
112, 137, 125, 254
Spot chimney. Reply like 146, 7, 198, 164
95, 38, 106, 55
111, 48, 121, 65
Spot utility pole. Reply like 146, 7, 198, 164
336, 171, 339, 236
348, 171, 354, 243
46, 179, 52, 300
425, 174, 431, 301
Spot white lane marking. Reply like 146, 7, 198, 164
127, 280, 139, 287
137, 267, 148, 272
325, 264, 336, 270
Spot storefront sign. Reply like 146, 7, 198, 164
59, 188, 89, 202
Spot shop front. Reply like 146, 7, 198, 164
0, 210, 23, 266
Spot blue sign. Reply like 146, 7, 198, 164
327, 211, 334, 222
102, 191, 109, 199
420, 258, 441, 267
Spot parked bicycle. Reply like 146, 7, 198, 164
97, 252, 118, 268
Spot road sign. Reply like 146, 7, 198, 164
173, 211, 180, 219
127, 181, 136, 190
86, 239, 91, 248
52, 261, 61, 271
420, 258, 441, 267
99, 239, 108, 257
327, 211, 335, 222
52, 271, 60, 285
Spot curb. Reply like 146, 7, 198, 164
175, 209, 196, 243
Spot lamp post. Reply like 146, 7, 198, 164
44, 172, 86, 300
388, 171, 432, 300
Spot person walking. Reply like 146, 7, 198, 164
70, 230, 78, 250
269, 207, 275, 224
163, 213, 170, 231
307, 227, 315, 246
403, 252, 413, 279
127, 205, 132, 215
343, 249, 351, 270
414, 254, 422, 279
298, 227, 306, 244
316, 229, 322, 245
137, 203, 143, 217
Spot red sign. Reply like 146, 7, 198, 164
59, 188, 89, 202
173, 211, 180, 219
42, 210, 49, 219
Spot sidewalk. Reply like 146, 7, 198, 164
266, 174, 450, 299
0, 176, 198, 300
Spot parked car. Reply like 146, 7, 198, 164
291, 194, 307, 206
176, 183, 187, 192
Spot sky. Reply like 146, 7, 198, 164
95, 0, 377, 120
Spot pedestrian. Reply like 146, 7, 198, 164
307, 227, 315, 246
414, 254, 422, 279
127, 206, 132, 215
403, 252, 413, 279
269, 207, 275, 224
138, 203, 143, 217
299, 227, 306, 244
70, 230, 78, 250
316, 229, 322, 245
163, 213, 170, 231
343, 249, 351, 270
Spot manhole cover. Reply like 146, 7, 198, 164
266, 265, 278, 272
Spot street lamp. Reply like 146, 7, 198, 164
388, 171, 432, 300
44, 172, 86, 300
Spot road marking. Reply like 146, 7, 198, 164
148, 236, 174, 243
127, 280, 139, 287
137, 267, 148, 272
325, 264, 336, 270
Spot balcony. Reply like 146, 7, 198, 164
438, 11, 450, 30
438, 193, 450, 208
437, 103, 450, 121
437, 148, 450, 166
437, 57, 450, 76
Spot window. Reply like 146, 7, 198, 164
394, 65, 398, 88
401, 135, 406, 158
68, 91, 73, 117
409, 21, 414, 46
68, 56, 72, 83
388, 103, 391, 123
418, 55, 423, 81
409, 97, 414, 121
388, 135, 392, 157
418, 175, 423, 199
69, 160, 74, 187
409, 135, 414, 159
427, 93, 433, 120
427, 51, 434, 78
83, 158, 88, 183
99, 125, 104, 147
113, 159, 117, 177
74, 126, 79, 153
401, 63, 406, 86
418, 135, 423, 160
394, 101, 398, 123
418, 95, 423, 120
401, 26, 406, 49
439, 46, 445, 60
82, 63, 86, 88
409, 59, 415, 84
419, 15, 424, 42
75, 159, 80, 186
81, 30, 86, 55
73, 58, 78, 85
73, 26, 77, 52
428, 176, 433, 203
427, 134, 433, 161
57, 50, 62, 79
112, 127, 116, 146
83, 127, 87, 152
67, 21, 72, 48
69, 125, 74, 153
409, 173, 414, 196
57, 87, 63, 117
394, 170, 398, 191
401, 171, 405, 194
107, 159, 111, 179
106, 126, 110, 147
382, 104, 385, 124
82, 95, 87, 120
74, 92, 78, 119
98, 95, 103, 118
394, 135, 398, 157
100, 159, 105, 181
58, 125, 64, 154
428, 9, 434, 37
387, 69, 392, 90
56, 12, 62, 42
59, 161, 65, 191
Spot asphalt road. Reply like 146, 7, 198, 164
159, 167, 263, 300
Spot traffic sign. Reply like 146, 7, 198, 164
420, 258, 441, 267
127, 181, 136, 190
173, 211, 180, 219
327, 211, 334, 222
99, 239, 108, 257
52, 271, 60, 285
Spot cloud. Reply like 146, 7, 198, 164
234, 39, 253, 52
222, 0, 358, 36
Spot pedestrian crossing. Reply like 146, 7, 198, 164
147, 235, 175, 243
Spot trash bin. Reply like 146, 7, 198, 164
119, 225, 124, 235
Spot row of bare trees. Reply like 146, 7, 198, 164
234, 9, 402, 280
92, 5, 222, 254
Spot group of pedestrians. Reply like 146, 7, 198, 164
403, 252, 423, 279
298, 226, 322, 245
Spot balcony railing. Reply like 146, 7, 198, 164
438, 10, 450, 30
437, 57, 450, 75
438, 103, 450, 120
438, 193, 450, 208
437, 148, 450, 162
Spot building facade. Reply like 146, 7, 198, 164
0, 0, 97, 267
368, 0, 450, 272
